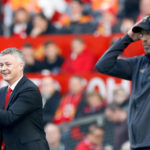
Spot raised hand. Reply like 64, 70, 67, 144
127, 19, 143, 41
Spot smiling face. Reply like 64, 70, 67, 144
0, 54, 24, 86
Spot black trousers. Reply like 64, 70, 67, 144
132, 147, 150, 150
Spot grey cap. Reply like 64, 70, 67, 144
132, 15, 150, 33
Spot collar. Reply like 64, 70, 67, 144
9, 75, 23, 91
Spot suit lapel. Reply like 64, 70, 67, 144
0, 87, 7, 109
6, 75, 28, 109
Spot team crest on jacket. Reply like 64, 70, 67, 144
140, 69, 145, 73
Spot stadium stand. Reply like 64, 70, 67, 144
0, 0, 148, 149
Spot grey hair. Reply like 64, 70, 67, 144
0, 48, 25, 64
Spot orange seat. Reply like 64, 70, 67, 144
9, 0, 41, 12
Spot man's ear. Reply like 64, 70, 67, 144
19, 62, 24, 71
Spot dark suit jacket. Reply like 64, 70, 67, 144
0, 75, 49, 150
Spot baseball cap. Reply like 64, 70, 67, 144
132, 15, 150, 33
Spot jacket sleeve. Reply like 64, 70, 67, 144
0, 88, 42, 127
95, 34, 137, 80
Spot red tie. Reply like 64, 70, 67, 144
1, 88, 12, 150
4, 88, 12, 109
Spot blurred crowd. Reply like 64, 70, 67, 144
41, 75, 130, 150
22, 37, 96, 75
35, 38, 130, 150
0, 0, 148, 37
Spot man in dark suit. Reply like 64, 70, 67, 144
0, 48, 49, 150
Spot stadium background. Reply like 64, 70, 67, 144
0, 0, 148, 150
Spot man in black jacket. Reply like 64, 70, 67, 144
0, 48, 49, 150
96, 15, 150, 150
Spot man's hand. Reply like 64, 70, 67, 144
127, 20, 143, 41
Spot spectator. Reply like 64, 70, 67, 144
3, 0, 41, 34
53, 75, 86, 124
105, 103, 129, 150
110, 17, 135, 34
117, 0, 139, 20
120, 18, 134, 33
72, 91, 106, 144
27, 13, 57, 37
10, 8, 30, 38
22, 43, 43, 73
38, 0, 67, 20
76, 91, 106, 117
45, 123, 70, 150
59, 0, 97, 33
112, 85, 129, 111
137, 0, 150, 21
41, 77, 61, 124
75, 124, 104, 150
61, 37, 96, 74
96, 8, 118, 36
41, 41, 64, 74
